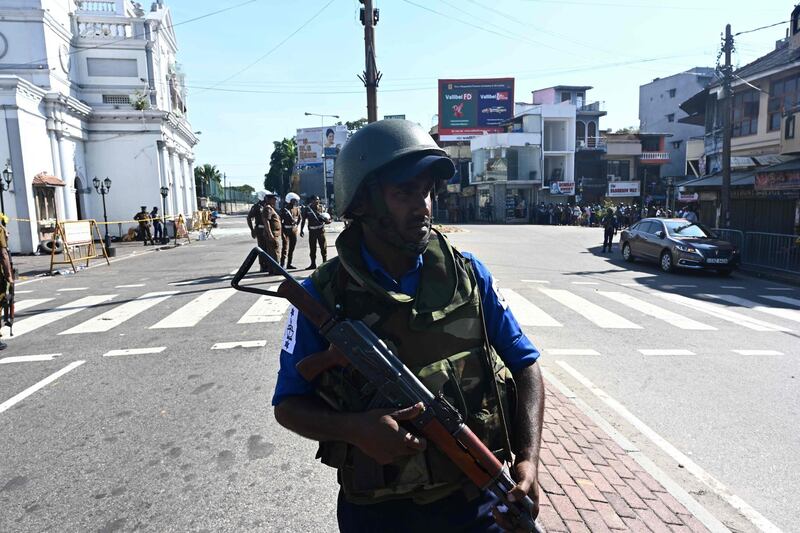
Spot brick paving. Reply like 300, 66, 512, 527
536, 385, 710, 532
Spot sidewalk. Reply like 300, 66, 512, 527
536, 384, 713, 532
13, 239, 181, 281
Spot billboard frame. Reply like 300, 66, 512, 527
438, 77, 515, 141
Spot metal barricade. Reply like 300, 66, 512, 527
743, 232, 800, 274
712, 228, 744, 251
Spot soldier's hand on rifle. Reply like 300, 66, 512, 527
492, 454, 540, 532
349, 402, 427, 465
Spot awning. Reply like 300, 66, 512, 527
32, 173, 65, 187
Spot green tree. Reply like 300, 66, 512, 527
337, 118, 368, 135
229, 184, 255, 195
264, 137, 297, 197
194, 163, 222, 198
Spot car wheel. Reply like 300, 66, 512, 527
716, 269, 733, 277
622, 242, 635, 262
660, 250, 674, 272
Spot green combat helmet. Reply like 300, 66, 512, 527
333, 119, 452, 217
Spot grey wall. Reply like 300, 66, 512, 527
639, 68, 714, 177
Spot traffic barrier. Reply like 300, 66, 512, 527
714, 228, 800, 275
49, 220, 110, 274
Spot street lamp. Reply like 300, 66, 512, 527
1, 160, 13, 213
160, 186, 169, 244
93, 176, 112, 251
304, 111, 340, 204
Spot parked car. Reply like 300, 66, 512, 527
619, 218, 740, 275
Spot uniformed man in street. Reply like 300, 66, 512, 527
299, 195, 331, 269
0, 213, 13, 351
134, 206, 155, 246
280, 192, 301, 269
601, 207, 618, 253
260, 191, 282, 274
247, 191, 271, 272
272, 120, 545, 531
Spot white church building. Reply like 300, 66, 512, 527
0, 0, 198, 253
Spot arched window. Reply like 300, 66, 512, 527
576, 121, 586, 147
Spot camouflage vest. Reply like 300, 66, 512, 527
310, 225, 514, 505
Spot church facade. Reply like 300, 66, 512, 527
0, 0, 198, 253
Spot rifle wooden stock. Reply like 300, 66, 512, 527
296, 346, 350, 382
418, 417, 501, 490
276, 279, 332, 330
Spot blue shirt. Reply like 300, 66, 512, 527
272, 247, 540, 406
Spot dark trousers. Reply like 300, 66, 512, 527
153, 221, 163, 241
256, 230, 279, 273
281, 229, 297, 267
337, 489, 503, 533
309, 228, 327, 265
602, 228, 615, 252
139, 224, 153, 244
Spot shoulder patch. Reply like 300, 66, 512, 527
281, 305, 299, 354
492, 276, 508, 310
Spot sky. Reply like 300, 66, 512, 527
170, 0, 790, 190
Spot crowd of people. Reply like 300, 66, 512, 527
529, 202, 698, 228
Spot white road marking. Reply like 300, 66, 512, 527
556, 361, 783, 533
10, 295, 116, 337
0, 361, 85, 414
656, 293, 791, 332
539, 288, 642, 329
15, 298, 54, 312
0, 354, 62, 364
238, 291, 290, 324
765, 287, 794, 291
521, 279, 550, 284
721, 286, 745, 289
761, 295, 800, 308
103, 347, 166, 357
59, 291, 178, 334
168, 278, 219, 286
620, 282, 640, 287
211, 340, 266, 350
229, 269, 239, 275
598, 291, 715, 330
703, 294, 800, 324
58, 287, 88, 292
500, 289, 562, 327
638, 349, 695, 356
545, 349, 599, 356
732, 349, 784, 356
16, 290, 34, 294
571, 281, 599, 285
150, 288, 236, 329
115, 284, 145, 288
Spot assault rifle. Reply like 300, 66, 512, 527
232, 247, 542, 532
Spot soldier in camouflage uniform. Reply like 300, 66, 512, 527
272, 120, 545, 532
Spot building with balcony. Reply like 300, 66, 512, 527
678, 5, 800, 233
639, 67, 714, 178
602, 132, 671, 203
0, 0, 198, 253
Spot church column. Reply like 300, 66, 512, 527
48, 130, 66, 220
187, 158, 197, 212
167, 147, 181, 215
57, 133, 78, 220
158, 141, 172, 216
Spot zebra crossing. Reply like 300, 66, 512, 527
6, 281, 799, 341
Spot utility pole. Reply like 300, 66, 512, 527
720, 24, 733, 228
358, 0, 381, 123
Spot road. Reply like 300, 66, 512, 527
1, 217, 797, 532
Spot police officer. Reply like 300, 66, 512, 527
246, 192, 275, 273
134, 206, 155, 246
601, 207, 618, 253
280, 192, 301, 269
272, 120, 544, 532
299, 195, 331, 269
0, 213, 13, 351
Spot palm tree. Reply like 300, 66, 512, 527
194, 163, 222, 198
264, 138, 297, 198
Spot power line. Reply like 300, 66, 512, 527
734, 20, 789, 36
201, 0, 337, 91
0, 0, 261, 70
524, 0, 723, 10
